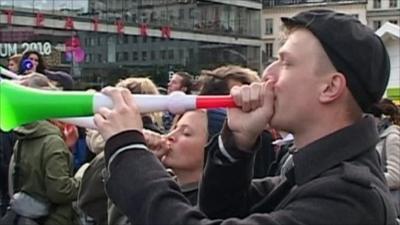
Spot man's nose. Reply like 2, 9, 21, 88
167, 135, 176, 143
262, 61, 279, 82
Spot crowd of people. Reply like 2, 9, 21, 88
0, 9, 399, 225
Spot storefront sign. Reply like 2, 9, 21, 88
0, 42, 52, 58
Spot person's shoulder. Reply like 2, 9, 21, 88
339, 162, 380, 188
304, 162, 384, 193
387, 124, 400, 135
381, 124, 400, 137
42, 133, 70, 155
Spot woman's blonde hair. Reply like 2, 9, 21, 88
116, 77, 163, 127
200, 65, 260, 85
9, 54, 22, 63
8, 54, 22, 72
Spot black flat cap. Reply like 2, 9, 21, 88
281, 10, 390, 112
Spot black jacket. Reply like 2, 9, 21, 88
103, 116, 398, 225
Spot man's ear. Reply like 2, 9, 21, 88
319, 73, 346, 103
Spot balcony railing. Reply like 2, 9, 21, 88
263, 0, 366, 7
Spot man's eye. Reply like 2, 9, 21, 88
182, 129, 191, 136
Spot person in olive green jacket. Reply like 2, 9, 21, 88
7, 73, 80, 225
10, 120, 80, 225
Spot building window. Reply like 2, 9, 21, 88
179, 49, 184, 59
188, 48, 194, 58
179, 8, 184, 20
160, 50, 166, 60
133, 52, 138, 61
265, 43, 273, 59
265, 19, 273, 35
168, 49, 174, 59
371, 20, 382, 30
133, 36, 138, 43
116, 52, 121, 61
189, 8, 195, 19
86, 54, 91, 63
123, 35, 129, 44
389, 0, 398, 8
150, 51, 156, 60
142, 51, 147, 61
373, 20, 382, 30
98, 54, 102, 63
123, 52, 129, 61
389, 20, 398, 24
373, 0, 381, 8
350, 14, 359, 19
132, 14, 137, 23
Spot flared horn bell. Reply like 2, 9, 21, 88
0, 79, 93, 131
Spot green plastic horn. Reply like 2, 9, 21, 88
0, 79, 93, 131
0, 79, 235, 131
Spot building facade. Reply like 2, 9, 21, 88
376, 22, 400, 103
366, 0, 400, 30
0, 0, 262, 88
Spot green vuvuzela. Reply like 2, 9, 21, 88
0, 79, 93, 131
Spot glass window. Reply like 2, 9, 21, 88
123, 35, 129, 44
179, 49, 184, 59
98, 54, 103, 63
142, 51, 147, 61
189, 8, 195, 19
373, 0, 381, 8
179, 8, 185, 20
389, 20, 398, 24
265, 43, 273, 59
123, 52, 129, 61
265, 19, 273, 35
188, 48, 194, 58
133, 36, 138, 43
150, 12, 157, 22
350, 14, 359, 19
117, 37, 123, 44
86, 54, 91, 63
168, 49, 174, 59
133, 52, 138, 61
389, 0, 398, 8
150, 51, 156, 60
373, 20, 382, 30
160, 50, 166, 60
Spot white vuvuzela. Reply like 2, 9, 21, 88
57, 91, 196, 129
0, 67, 20, 80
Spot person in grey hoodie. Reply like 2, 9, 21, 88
369, 98, 400, 211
